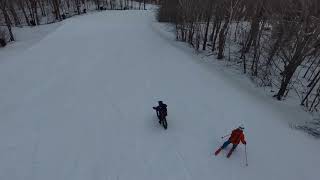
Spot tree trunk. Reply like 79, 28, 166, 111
26, 0, 35, 23
212, 19, 221, 52
303, 57, 317, 78
1, 6, 14, 41
202, 15, 211, 51
18, 0, 31, 26
8, 1, 21, 26
240, 18, 259, 61
33, 1, 40, 25
52, 0, 62, 21
275, 64, 299, 100
301, 74, 320, 105
39, 0, 46, 16
308, 70, 320, 87
217, 18, 229, 59
243, 54, 247, 74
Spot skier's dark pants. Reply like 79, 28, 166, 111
221, 140, 238, 152
157, 114, 166, 123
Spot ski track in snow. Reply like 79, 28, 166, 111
0, 10, 319, 180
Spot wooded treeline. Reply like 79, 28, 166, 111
158, 0, 320, 113
0, 0, 152, 45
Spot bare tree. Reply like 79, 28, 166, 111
0, 0, 14, 41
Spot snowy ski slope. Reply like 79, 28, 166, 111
0, 10, 319, 180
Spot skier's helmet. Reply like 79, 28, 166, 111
239, 124, 245, 131
158, 101, 163, 105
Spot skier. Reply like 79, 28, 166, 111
153, 101, 167, 124
215, 125, 247, 158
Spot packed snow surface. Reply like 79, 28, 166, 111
0, 10, 319, 180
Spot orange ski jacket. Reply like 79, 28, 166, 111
229, 129, 246, 145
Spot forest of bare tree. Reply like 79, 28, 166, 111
159, 0, 320, 108
158, 0, 320, 135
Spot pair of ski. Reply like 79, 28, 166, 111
215, 146, 249, 166
214, 148, 234, 158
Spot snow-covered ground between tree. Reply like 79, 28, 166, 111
0, 23, 61, 60
0, 10, 319, 180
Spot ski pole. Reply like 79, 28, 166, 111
221, 134, 230, 139
245, 145, 248, 166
